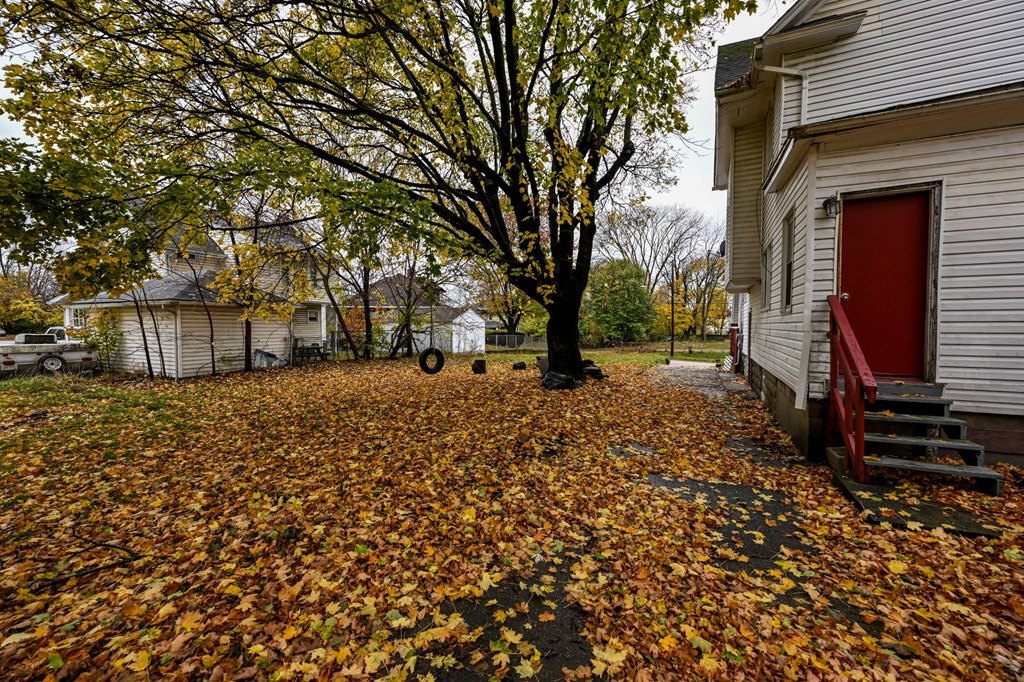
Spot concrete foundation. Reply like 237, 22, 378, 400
745, 356, 828, 462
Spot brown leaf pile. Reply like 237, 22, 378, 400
0, 359, 1022, 680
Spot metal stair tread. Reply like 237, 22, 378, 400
864, 432, 983, 451
863, 456, 1003, 480
863, 412, 966, 427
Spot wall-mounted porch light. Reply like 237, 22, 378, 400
823, 194, 840, 218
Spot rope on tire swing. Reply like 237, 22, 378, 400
418, 299, 444, 374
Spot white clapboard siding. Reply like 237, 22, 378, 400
110, 307, 177, 378
766, 79, 784, 167
177, 305, 292, 377
178, 306, 248, 377
727, 123, 765, 286
749, 165, 810, 392
793, 0, 1024, 124
164, 253, 226, 278
806, 125, 1024, 415
291, 305, 324, 343
250, 317, 293, 364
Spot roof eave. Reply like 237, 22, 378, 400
713, 87, 764, 190
756, 11, 867, 70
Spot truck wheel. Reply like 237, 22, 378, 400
418, 348, 445, 374
39, 355, 66, 375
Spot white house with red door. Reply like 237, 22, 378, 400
715, 0, 1024, 483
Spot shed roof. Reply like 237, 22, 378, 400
714, 39, 756, 91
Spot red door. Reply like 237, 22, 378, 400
839, 192, 930, 379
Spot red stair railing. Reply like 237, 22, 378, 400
827, 295, 878, 482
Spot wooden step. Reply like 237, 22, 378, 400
864, 393, 953, 417
864, 432, 984, 466
875, 381, 946, 397
863, 412, 967, 440
838, 380, 946, 397
864, 456, 1004, 495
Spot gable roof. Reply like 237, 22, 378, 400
764, 0, 830, 37
361, 274, 446, 308
66, 271, 287, 307
714, 39, 756, 92
169, 232, 226, 258
68, 272, 220, 306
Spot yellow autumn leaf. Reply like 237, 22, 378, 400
131, 651, 151, 672
887, 560, 908, 574
177, 612, 203, 631
659, 634, 679, 651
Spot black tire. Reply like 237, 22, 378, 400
418, 348, 445, 374
38, 355, 66, 375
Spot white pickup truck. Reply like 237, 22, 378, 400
0, 327, 98, 376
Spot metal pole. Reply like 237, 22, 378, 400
670, 260, 676, 358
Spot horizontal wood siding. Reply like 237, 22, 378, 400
794, 0, 1024, 124
177, 306, 291, 377
178, 306, 242, 377
291, 305, 324, 344
809, 126, 1024, 415
164, 254, 226, 278
250, 317, 293, 365
109, 307, 176, 377
728, 123, 765, 287
750, 163, 810, 393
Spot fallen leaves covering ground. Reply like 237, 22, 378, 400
1, 358, 1022, 681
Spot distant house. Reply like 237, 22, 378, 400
348, 274, 486, 355
715, 0, 1024, 466
59, 233, 329, 378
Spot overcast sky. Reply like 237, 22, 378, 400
1, 5, 782, 223
653, 6, 783, 223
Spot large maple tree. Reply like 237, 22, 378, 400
0, 0, 753, 378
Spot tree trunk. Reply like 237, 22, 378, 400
145, 300, 167, 377
361, 266, 372, 359
321, 269, 358, 359
131, 295, 155, 381
243, 319, 252, 371
544, 296, 584, 379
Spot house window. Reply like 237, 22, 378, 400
782, 213, 795, 311
761, 245, 773, 310
70, 308, 87, 328
307, 308, 319, 325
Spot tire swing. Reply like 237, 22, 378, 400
418, 302, 445, 374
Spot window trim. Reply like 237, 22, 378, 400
782, 212, 795, 313
761, 245, 773, 311
70, 308, 87, 328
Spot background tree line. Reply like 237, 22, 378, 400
0, 0, 751, 380
474, 203, 727, 347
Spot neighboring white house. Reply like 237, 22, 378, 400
59, 233, 329, 378
715, 0, 1024, 462
351, 274, 487, 356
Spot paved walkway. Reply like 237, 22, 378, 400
652, 359, 1005, 537
652, 359, 751, 400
